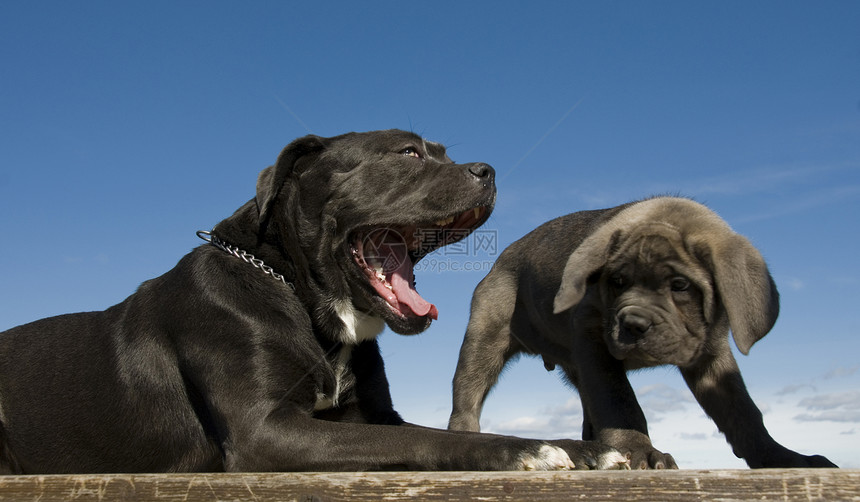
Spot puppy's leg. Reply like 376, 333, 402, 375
563, 335, 678, 469
681, 346, 838, 468
449, 273, 521, 432
559, 371, 596, 442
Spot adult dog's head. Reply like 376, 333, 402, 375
218, 129, 495, 338
553, 197, 779, 368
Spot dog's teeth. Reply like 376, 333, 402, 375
373, 267, 392, 289
375, 268, 386, 282
473, 207, 481, 219
435, 216, 455, 226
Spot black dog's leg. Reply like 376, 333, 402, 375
399, 423, 626, 470
351, 340, 406, 425
225, 410, 587, 471
681, 348, 838, 468
205, 336, 625, 471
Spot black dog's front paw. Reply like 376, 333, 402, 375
517, 444, 576, 471
549, 439, 630, 470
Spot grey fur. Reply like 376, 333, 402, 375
449, 196, 837, 469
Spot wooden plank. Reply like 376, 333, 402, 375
0, 469, 857, 501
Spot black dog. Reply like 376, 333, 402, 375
0, 130, 626, 473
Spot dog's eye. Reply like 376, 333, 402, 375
670, 277, 690, 292
609, 275, 625, 289
400, 147, 422, 159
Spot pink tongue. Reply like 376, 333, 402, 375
366, 234, 438, 320
389, 254, 438, 320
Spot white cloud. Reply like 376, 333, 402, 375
488, 397, 584, 438
793, 390, 860, 423
824, 365, 859, 380
794, 410, 860, 423
495, 416, 546, 432
775, 383, 816, 396
637, 383, 694, 419
678, 432, 709, 441
544, 398, 585, 432
798, 390, 860, 411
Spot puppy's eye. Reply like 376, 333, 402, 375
670, 277, 690, 292
400, 147, 422, 159
609, 275, 625, 288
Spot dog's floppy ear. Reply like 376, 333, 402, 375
697, 234, 780, 355
553, 228, 620, 314
256, 134, 327, 231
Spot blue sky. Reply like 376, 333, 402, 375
2, 1, 858, 468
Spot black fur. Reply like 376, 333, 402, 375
0, 129, 622, 473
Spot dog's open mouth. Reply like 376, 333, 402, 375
350, 206, 489, 320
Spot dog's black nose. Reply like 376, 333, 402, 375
620, 313, 652, 338
467, 163, 494, 181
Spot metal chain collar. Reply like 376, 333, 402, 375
196, 230, 295, 291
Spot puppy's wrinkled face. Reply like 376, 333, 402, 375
599, 228, 713, 368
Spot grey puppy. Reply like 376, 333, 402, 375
0, 129, 627, 474
449, 196, 837, 469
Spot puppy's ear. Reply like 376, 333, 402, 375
256, 134, 327, 231
698, 234, 780, 355
553, 229, 620, 314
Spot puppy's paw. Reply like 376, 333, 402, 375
519, 444, 575, 471
599, 431, 678, 469
751, 447, 839, 468
628, 448, 678, 470
799, 454, 838, 469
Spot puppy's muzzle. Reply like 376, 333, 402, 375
607, 307, 655, 360
618, 307, 653, 338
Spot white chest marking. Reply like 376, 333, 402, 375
334, 299, 385, 345
313, 301, 385, 411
